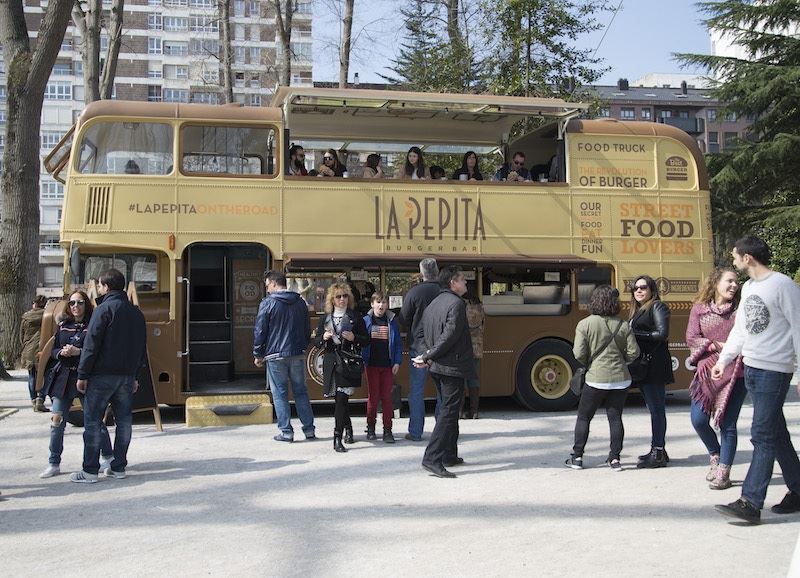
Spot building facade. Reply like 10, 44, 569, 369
1, 0, 313, 295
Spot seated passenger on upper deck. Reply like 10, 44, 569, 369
124, 159, 141, 174
317, 149, 347, 177
362, 154, 384, 178
452, 151, 483, 181
395, 146, 430, 180
494, 151, 530, 182
288, 144, 308, 176
429, 165, 446, 180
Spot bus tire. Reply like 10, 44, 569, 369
514, 339, 579, 411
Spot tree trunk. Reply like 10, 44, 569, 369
100, 0, 125, 99
273, 0, 293, 86
219, 0, 234, 102
0, 0, 74, 366
338, 0, 354, 88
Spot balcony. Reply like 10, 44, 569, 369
39, 243, 65, 259
658, 116, 705, 135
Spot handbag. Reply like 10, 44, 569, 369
334, 345, 364, 381
628, 352, 653, 382
569, 320, 623, 396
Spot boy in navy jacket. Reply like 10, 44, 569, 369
363, 292, 402, 442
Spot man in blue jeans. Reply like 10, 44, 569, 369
400, 258, 440, 441
712, 235, 800, 523
253, 270, 315, 442
71, 268, 146, 483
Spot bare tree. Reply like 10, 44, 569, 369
218, 0, 234, 102
273, 0, 296, 86
338, 0, 354, 87
0, 0, 74, 367
71, 0, 125, 103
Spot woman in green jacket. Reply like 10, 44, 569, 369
566, 286, 640, 471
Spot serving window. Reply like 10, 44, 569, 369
482, 266, 571, 316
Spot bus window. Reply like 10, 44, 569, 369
76, 121, 173, 175
80, 253, 159, 292
482, 266, 570, 316
576, 265, 614, 306
181, 125, 275, 176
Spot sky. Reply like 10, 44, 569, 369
313, 0, 713, 86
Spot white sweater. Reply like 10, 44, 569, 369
719, 271, 800, 375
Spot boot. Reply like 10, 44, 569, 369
333, 433, 347, 453
638, 448, 669, 462
344, 425, 355, 444
637, 448, 667, 469
383, 429, 395, 444
709, 464, 732, 490
469, 388, 480, 419
706, 454, 720, 482
33, 398, 50, 413
366, 425, 377, 441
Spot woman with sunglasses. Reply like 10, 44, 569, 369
686, 267, 746, 489
38, 291, 113, 478
396, 146, 430, 180
314, 282, 369, 452
629, 275, 674, 468
317, 149, 347, 177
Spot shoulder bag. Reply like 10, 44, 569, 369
569, 320, 623, 396
333, 314, 365, 381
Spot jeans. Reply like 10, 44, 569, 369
82, 374, 134, 475
266, 355, 315, 439
690, 377, 747, 466
572, 386, 628, 460
366, 365, 393, 430
50, 381, 111, 465
639, 382, 667, 448
407, 349, 427, 438
423, 373, 464, 466
28, 367, 43, 401
741, 366, 800, 509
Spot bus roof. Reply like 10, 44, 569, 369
77, 100, 283, 126
271, 87, 589, 147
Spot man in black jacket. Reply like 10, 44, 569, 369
400, 257, 440, 441
414, 265, 475, 478
71, 269, 146, 483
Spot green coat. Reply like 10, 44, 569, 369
20, 307, 45, 369
573, 314, 640, 384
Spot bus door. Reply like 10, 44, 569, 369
183, 243, 268, 391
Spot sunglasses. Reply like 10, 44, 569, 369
334, 294, 348, 299
68, 299, 86, 306
633, 285, 649, 291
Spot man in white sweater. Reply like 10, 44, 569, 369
711, 235, 800, 524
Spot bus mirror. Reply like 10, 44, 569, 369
69, 244, 80, 284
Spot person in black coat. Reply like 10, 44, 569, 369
314, 281, 369, 453
629, 275, 674, 468
414, 266, 475, 478
38, 291, 112, 479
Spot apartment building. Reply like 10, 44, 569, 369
1, 0, 313, 295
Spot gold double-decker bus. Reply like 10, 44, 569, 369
45, 88, 711, 411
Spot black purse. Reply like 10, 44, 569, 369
570, 320, 623, 396
628, 352, 652, 382
335, 345, 364, 381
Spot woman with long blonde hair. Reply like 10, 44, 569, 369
313, 281, 369, 452
686, 267, 746, 489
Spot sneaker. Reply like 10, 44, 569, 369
606, 458, 622, 472
715, 498, 761, 524
103, 467, 127, 479
305, 434, 317, 441
383, 430, 396, 444
69, 470, 99, 484
39, 464, 60, 479
100, 455, 113, 470
565, 456, 583, 470
771, 491, 800, 514
366, 427, 377, 441
273, 434, 293, 443
404, 433, 423, 442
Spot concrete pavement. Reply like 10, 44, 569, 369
2, 369, 799, 577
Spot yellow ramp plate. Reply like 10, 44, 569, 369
185, 394, 273, 428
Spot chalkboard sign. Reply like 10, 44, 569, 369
133, 347, 157, 411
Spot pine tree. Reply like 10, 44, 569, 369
676, 0, 800, 275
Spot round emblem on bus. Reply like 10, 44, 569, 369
684, 357, 695, 371
306, 345, 325, 386
671, 356, 680, 372
239, 280, 260, 301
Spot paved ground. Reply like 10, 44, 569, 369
2, 369, 799, 577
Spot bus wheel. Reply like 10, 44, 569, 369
514, 339, 579, 411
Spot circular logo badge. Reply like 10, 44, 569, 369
743, 294, 770, 334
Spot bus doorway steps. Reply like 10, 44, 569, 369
185, 393, 273, 427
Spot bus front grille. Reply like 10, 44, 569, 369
86, 186, 111, 227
